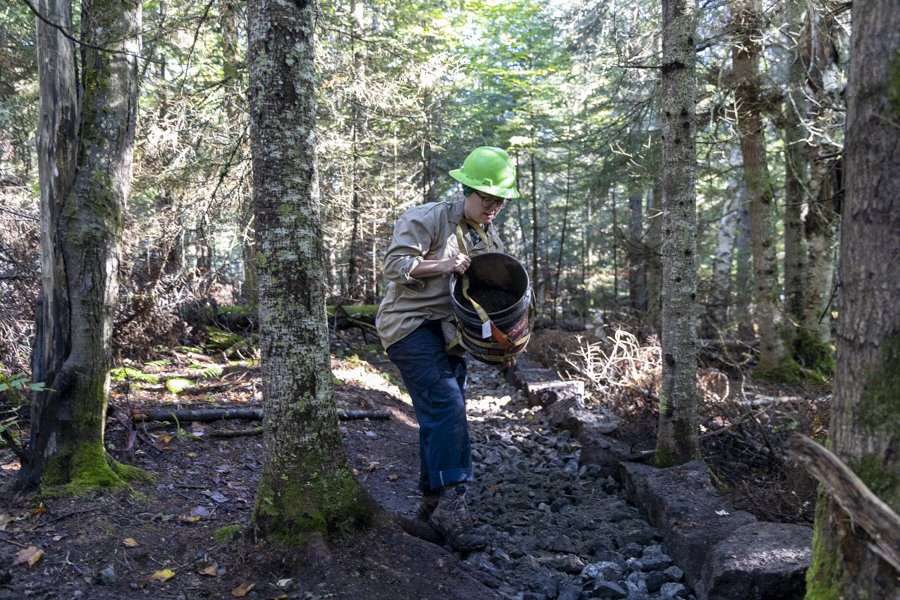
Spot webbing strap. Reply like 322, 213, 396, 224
454, 223, 514, 350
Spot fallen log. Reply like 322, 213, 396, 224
789, 434, 900, 572
131, 406, 390, 423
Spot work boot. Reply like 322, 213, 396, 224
416, 491, 441, 521
428, 485, 488, 552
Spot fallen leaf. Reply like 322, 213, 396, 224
30, 504, 46, 517
387, 473, 399, 481
276, 578, 294, 589
14, 546, 44, 568
156, 433, 174, 445
52, 534, 64, 542
231, 582, 255, 597
178, 514, 202, 524
715, 509, 730, 516
123, 538, 139, 548
150, 568, 176, 582
0, 514, 12, 531
198, 564, 218, 577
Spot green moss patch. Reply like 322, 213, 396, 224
213, 523, 243, 544
254, 465, 372, 546
753, 358, 826, 385
110, 366, 159, 385
791, 328, 835, 377
41, 443, 153, 497
859, 334, 900, 438
805, 497, 842, 600
850, 454, 899, 512
165, 377, 194, 394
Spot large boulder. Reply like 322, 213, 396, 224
620, 461, 812, 600
698, 521, 811, 600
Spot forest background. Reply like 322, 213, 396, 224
1, 0, 897, 597
0, 0, 854, 527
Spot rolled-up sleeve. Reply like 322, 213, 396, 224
383, 212, 434, 286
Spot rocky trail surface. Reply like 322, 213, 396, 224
347, 356, 695, 600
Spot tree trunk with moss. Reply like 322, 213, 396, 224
804, 2, 899, 597
656, 0, 699, 467
19, 0, 143, 492
731, 0, 789, 374
248, 0, 370, 544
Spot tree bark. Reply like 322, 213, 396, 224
248, 0, 370, 543
805, 1, 899, 595
781, 0, 808, 329
801, 8, 841, 344
707, 190, 741, 334
731, 0, 789, 372
530, 148, 541, 309
627, 187, 647, 312
611, 187, 619, 305
553, 147, 573, 323
645, 181, 662, 333
733, 196, 754, 339
656, 0, 699, 466
21, 0, 143, 491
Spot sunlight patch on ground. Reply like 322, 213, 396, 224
331, 357, 412, 406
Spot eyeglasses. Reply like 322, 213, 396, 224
475, 191, 506, 210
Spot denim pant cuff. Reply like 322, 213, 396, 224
431, 467, 472, 491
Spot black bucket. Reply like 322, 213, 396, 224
449, 252, 532, 363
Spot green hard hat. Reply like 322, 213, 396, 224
449, 146, 521, 200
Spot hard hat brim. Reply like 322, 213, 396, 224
449, 169, 521, 199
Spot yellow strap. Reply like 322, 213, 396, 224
454, 222, 515, 348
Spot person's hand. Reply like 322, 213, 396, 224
446, 254, 471, 275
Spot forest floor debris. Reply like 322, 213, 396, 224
0, 326, 824, 599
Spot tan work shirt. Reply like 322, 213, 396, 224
376, 198, 504, 350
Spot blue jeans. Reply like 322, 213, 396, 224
387, 320, 471, 493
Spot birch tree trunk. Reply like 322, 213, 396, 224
805, 1, 899, 595
248, 0, 370, 543
731, 0, 789, 373
707, 190, 741, 334
656, 0, 699, 466
801, 10, 840, 344
20, 0, 143, 492
782, 0, 808, 328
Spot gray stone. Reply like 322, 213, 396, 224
625, 571, 647, 592
663, 566, 683, 582
591, 581, 627, 599
557, 581, 582, 600
539, 554, 585, 575
637, 553, 672, 571
697, 521, 811, 600
621, 543, 644, 558
660, 582, 688, 599
574, 429, 631, 479
581, 561, 623, 581
97, 565, 116, 585
645, 571, 666, 593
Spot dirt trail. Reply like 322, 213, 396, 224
347, 357, 694, 600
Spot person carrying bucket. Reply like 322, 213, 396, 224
376, 146, 521, 551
